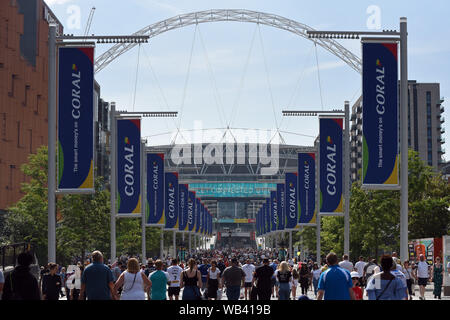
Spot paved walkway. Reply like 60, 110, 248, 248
59, 283, 448, 300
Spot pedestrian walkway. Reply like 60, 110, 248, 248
59, 283, 448, 300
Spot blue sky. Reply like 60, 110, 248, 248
46, 0, 450, 161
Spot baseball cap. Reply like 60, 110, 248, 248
350, 271, 360, 278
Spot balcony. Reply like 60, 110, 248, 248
440, 116, 445, 124
356, 106, 362, 114
438, 137, 445, 144
438, 147, 445, 154
441, 127, 445, 134
440, 105, 444, 113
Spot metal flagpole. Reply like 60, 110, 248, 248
110, 102, 117, 262
316, 139, 321, 264
47, 25, 57, 264
160, 226, 164, 259
141, 141, 146, 262
344, 101, 350, 255
400, 17, 409, 262
173, 230, 176, 259
289, 231, 292, 259
189, 233, 191, 255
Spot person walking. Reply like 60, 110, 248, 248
366, 255, 407, 300
221, 258, 245, 300
2, 252, 40, 300
198, 258, 211, 295
415, 254, 430, 300
180, 258, 203, 300
338, 254, 354, 273
363, 258, 378, 287
291, 268, 299, 300
312, 263, 321, 297
148, 260, 170, 300
242, 259, 255, 300
317, 252, 355, 300
253, 258, 274, 300
299, 262, 310, 296
79, 250, 116, 300
354, 256, 366, 287
42, 263, 62, 300
401, 260, 414, 300
350, 271, 363, 300
167, 259, 183, 300
69, 265, 84, 301
206, 260, 221, 300
114, 258, 151, 300
275, 262, 292, 300
431, 256, 444, 300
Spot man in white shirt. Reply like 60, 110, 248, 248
415, 254, 430, 300
354, 256, 366, 286
242, 259, 256, 300
338, 254, 354, 273
166, 259, 183, 300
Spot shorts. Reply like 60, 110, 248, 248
168, 287, 181, 296
418, 278, 428, 286
271, 277, 276, 287
244, 282, 252, 288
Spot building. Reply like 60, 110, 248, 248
94, 81, 111, 186
147, 140, 305, 249
0, 0, 63, 213
351, 81, 446, 182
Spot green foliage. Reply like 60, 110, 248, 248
299, 149, 450, 261
3, 145, 170, 266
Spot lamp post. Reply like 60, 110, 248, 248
305, 18, 408, 261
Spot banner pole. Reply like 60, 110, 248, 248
316, 139, 321, 265
344, 101, 350, 255
400, 17, 409, 262
160, 226, 164, 259
110, 102, 117, 262
173, 230, 176, 259
47, 25, 57, 264
141, 141, 146, 262
289, 231, 292, 259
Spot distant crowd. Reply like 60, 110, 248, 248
0, 248, 448, 300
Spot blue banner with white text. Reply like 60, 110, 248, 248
117, 118, 141, 215
146, 153, 164, 226
57, 46, 94, 192
285, 172, 299, 230
164, 172, 179, 230
320, 117, 343, 214
362, 41, 399, 188
298, 153, 317, 224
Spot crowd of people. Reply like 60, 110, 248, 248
0, 248, 448, 301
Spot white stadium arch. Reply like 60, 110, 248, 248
94, 9, 361, 74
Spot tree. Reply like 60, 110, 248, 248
6, 146, 49, 263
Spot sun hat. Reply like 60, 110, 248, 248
350, 271, 360, 278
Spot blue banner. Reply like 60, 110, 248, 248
195, 198, 201, 234
298, 153, 317, 224
200, 202, 205, 235
117, 118, 141, 215
285, 172, 299, 230
57, 46, 94, 192
277, 184, 285, 231
187, 191, 196, 232
362, 42, 399, 187
146, 153, 164, 226
164, 172, 179, 230
320, 117, 343, 214
179, 184, 189, 232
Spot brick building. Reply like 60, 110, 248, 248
0, 0, 63, 213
